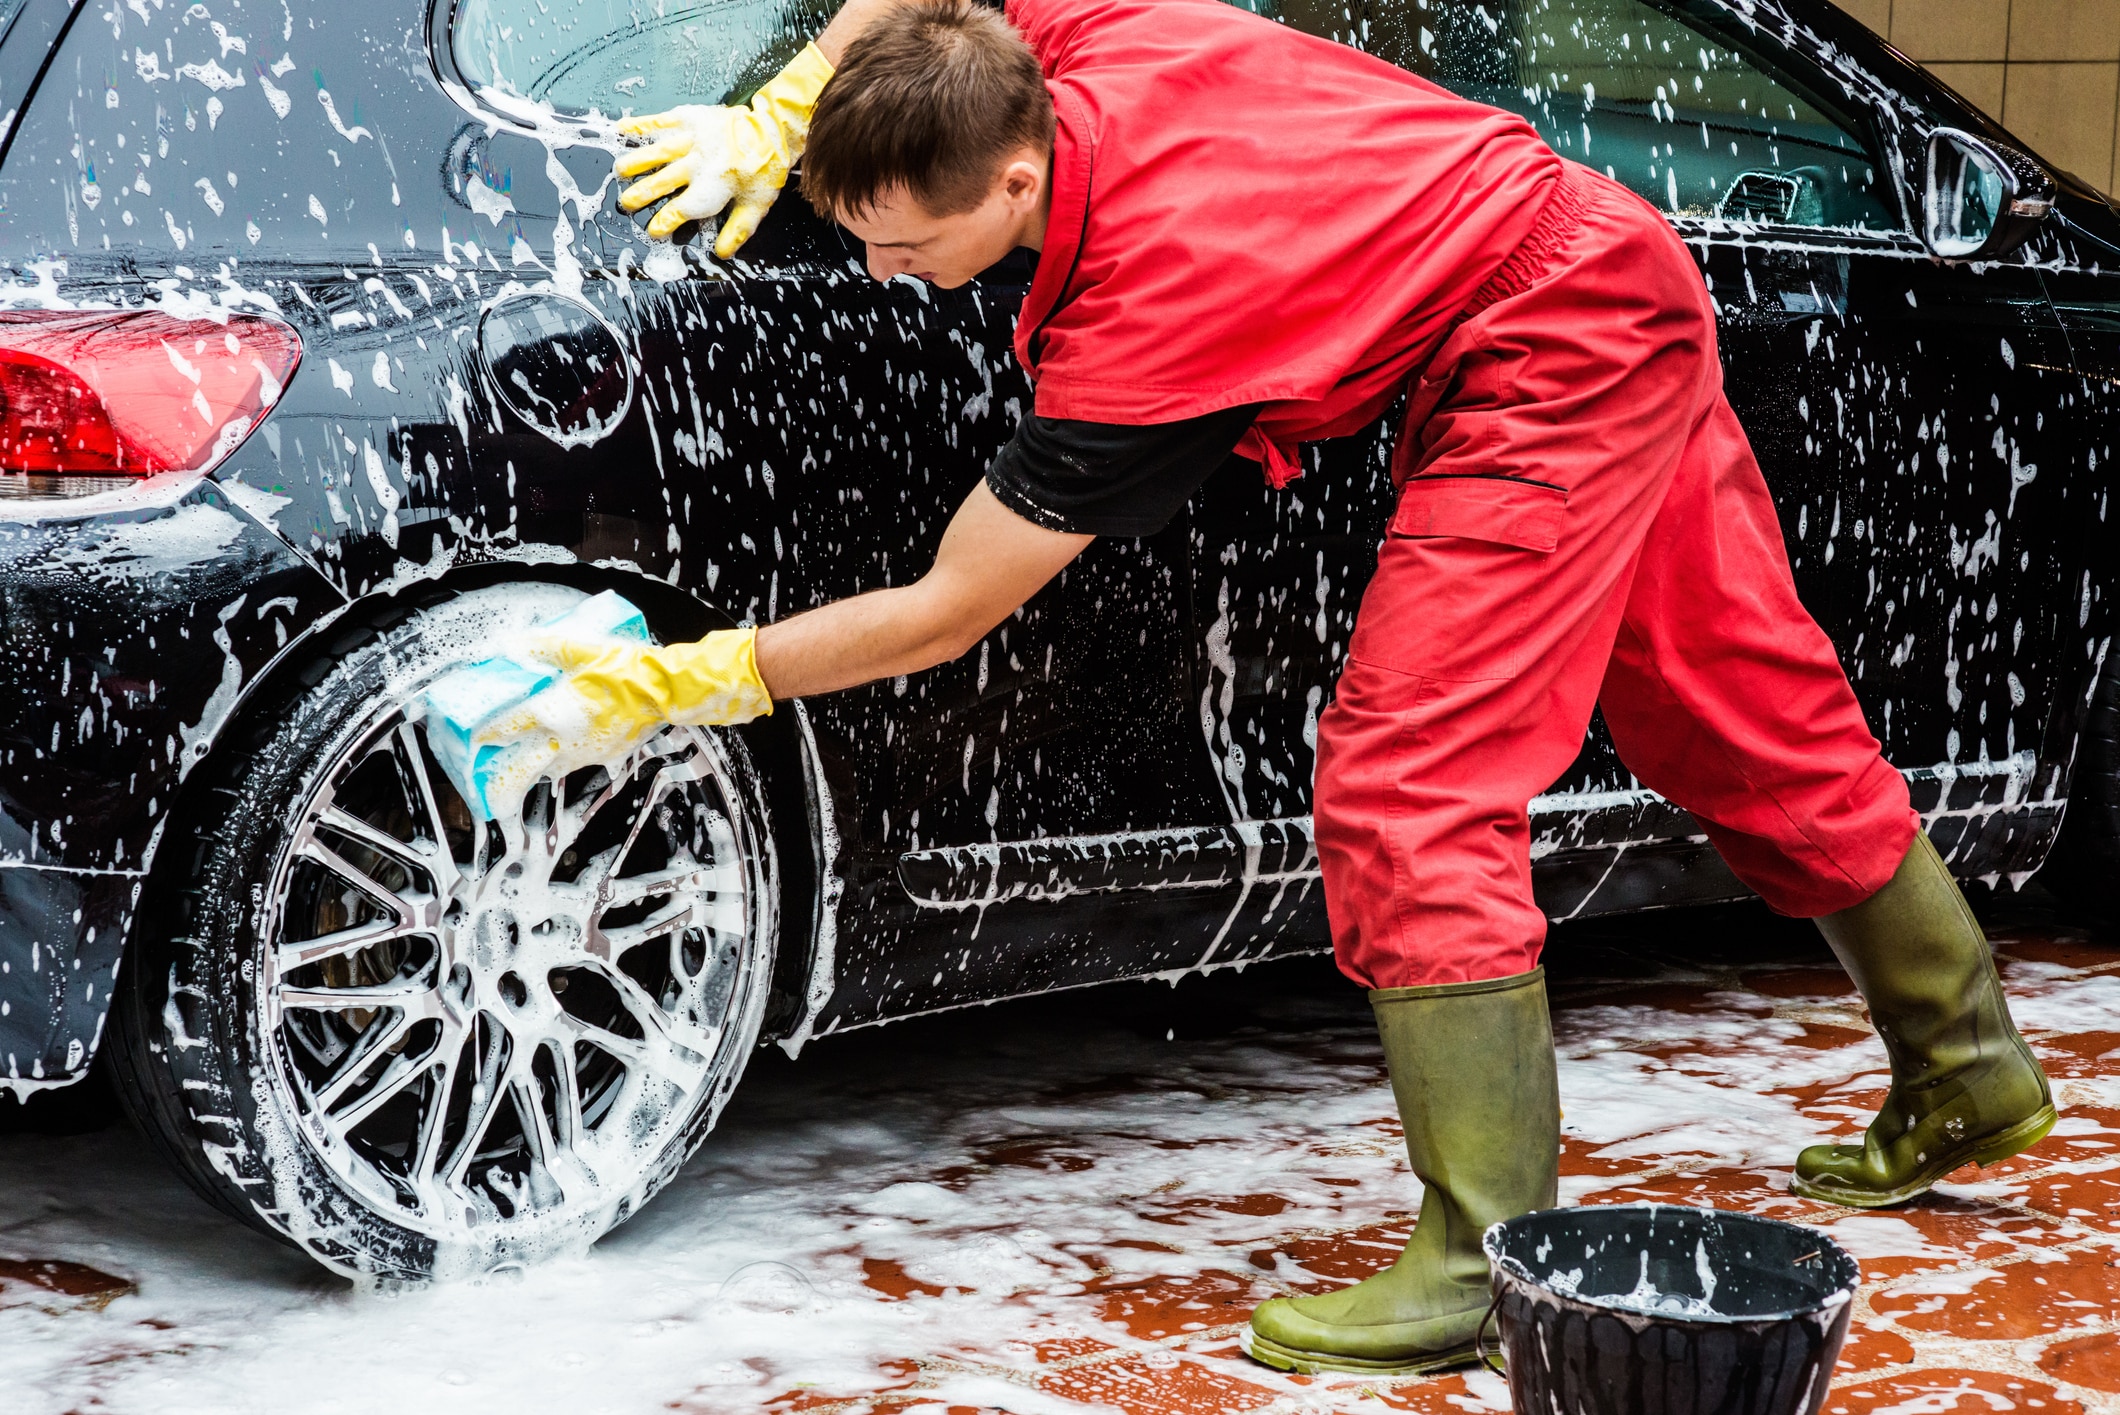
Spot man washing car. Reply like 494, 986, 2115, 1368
478, 0, 2056, 1375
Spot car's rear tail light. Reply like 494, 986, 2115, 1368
0, 310, 302, 500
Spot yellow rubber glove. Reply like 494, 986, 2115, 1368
614, 43, 835, 256
469, 629, 775, 817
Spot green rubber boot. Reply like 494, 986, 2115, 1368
1792, 832, 2056, 1208
1245, 969, 1559, 1375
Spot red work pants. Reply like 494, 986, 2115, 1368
1314, 164, 1917, 990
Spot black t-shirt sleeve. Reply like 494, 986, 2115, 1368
985, 404, 1260, 538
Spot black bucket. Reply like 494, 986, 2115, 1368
1480, 1204, 1860, 1415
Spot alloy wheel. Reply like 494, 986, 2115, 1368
256, 704, 771, 1240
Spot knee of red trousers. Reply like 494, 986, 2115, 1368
1707, 762, 1920, 917
1323, 875, 1549, 989
1315, 673, 1550, 991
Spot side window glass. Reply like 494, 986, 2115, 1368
450, 0, 830, 119
1240, 0, 1898, 233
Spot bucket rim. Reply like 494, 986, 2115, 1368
1480, 1202, 1861, 1327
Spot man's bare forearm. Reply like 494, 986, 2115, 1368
754, 584, 978, 698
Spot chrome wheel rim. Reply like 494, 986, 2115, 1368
257, 694, 770, 1244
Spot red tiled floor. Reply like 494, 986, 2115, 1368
1560, 1135, 1659, 1177
2039, 1332, 2120, 1393
1789, 1083, 1895, 1123
1269, 1219, 1415, 1285
1773, 1024, 1880, 1053
1872, 1250, 2120, 1339
861, 1256, 950, 1300
418, 908, 2120, 1415
1554, 981, 1754, 1015
1821, 1199, 2083, 1278
1035, 1335, 1124, 1363
1741, 968, 1865, 1000
1367, 1369, 1511, 1412
1997, 1167, 2120, 1232
1129, 1193, 1305, 1233
1826, 1370, 2086, 1415
1993, 936, 2120, 970
2033, 1033, 2120, 1078
9, 906, 2118, 1413
751, 1358, 924, 1413
1088, 1269, 1268, 1339
1035, 1353, 1285, 1414
0, 1257, 134, 1313
1834, 1322, 1917, 1375
1576, 1166, 1817, 1212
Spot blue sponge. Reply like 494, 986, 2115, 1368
423, 590, 651, 821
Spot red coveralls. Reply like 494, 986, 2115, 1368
1007, 0, 1918, 989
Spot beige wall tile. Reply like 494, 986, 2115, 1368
1891, 0, 2011, 62
1827, 0, 2120, 194
1925, 60, 2009, 118
1836, 0, 1893, 39
2009, 0, 2120, 63
2002, 61, 2119, 181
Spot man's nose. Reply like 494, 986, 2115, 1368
864, 245, 906, 282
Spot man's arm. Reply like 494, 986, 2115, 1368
753, 480, 1092, 699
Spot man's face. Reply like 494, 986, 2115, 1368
837, 152, 1048, 289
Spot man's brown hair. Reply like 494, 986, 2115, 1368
802, 0, 1055, 219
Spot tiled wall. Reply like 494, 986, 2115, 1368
1832, 0, 2120, 193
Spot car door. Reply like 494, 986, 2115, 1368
1193, 0, 2077, 919
1639, 2, 2079, 879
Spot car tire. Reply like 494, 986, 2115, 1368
2047, 654, 2120, 924
106, 583, 780, 1281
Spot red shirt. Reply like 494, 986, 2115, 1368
1005, 0, 1562, 485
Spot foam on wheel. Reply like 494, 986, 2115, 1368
106, 583, 779, 1281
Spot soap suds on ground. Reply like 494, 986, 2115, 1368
2, 896, 2115, 1415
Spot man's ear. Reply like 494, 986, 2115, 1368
999, 152, 1045, 207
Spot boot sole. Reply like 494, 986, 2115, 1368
1790, 1103, 2060, 1209
1241, 1326, 1496, 1377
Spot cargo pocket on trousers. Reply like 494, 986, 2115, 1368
1347, 473, 1571, 681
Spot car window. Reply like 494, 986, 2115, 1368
1240, 0, 1898, 233
449, 0, 830, 118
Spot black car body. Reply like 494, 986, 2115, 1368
0, 0, 2114, 1276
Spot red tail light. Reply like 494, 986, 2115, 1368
0, 310, 302, 499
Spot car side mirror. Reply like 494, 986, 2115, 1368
1923, 127, 2055, 261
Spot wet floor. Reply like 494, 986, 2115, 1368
3, 891, 2116, 1414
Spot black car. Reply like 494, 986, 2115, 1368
0, 0, 2113, 1280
